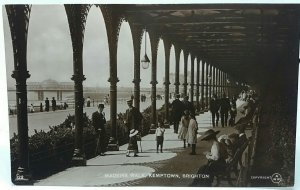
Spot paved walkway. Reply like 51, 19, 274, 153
34, 100, 251, 187
9, 99, 164, 138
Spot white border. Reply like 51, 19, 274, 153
0, 1, 299, 190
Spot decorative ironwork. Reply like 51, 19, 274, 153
183, 50, 189, 97
65, 4, 91, 166
190, 54, 195, 102
5, 4, 32, 184
163, 37, 172, 124
129, 22, 144, 111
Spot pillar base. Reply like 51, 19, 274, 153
148, 124, 156, 134
71, 149, 86, 166
107, 137, 119, 151
14, 167, 33, 185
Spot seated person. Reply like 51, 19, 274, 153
199, 129, 228, 186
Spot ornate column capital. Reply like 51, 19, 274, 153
11, 70, 30, 80
71, 74, 86, 83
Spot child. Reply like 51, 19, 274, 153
155, 119, 165, 153
126, 129, 139, 157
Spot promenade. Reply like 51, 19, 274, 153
34, 100, 251, 187
8, 99, 164, 138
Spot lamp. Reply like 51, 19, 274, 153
141, 28, 150, 69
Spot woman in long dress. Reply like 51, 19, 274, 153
178, 110, 190, 148
186, 116, 198, 155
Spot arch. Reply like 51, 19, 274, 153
3, 7, 16, 107
156, 39, 165, 88
26, 5, 72, 104
83, 5, 109, 107
179, 50, 184, 93
117, 21, 134, 109
140, 31, 152, 89
169, 45, 175, 95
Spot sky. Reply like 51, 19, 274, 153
3, 5, 190, 88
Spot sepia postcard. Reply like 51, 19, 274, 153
1, 2, 300, 189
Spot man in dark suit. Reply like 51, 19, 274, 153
219, 93, 231, 127
51, 97, 56, 111
45, 97, 49, 112
171, 94, 184, 133
124, 99, 143, 131
92, 104, 107, 156
209, 94, 220, 127
182, 96, 195, 117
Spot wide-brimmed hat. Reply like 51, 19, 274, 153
201, 129, 220, 141
129, 129, 139, 137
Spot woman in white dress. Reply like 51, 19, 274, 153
186, 116, 198, 155
178, 110, 190, 148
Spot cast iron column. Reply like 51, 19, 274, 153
209, 64, 212, 103
213, 66, 216, 95
149, 30, 160, 133
174, 45, 181, 95
6, 5, 32, 184
129, 23, 143, 111
183, 51, 189, 97
101, 5, 122, 150
217, 68, 220, 97
190, 55, 195, 103
205, 62, 209, 110
219, 69, 222, 96
196, 57, 200, 112
201, 60, 205, 111
163, 38, 171, 126
65, 4, 91, 165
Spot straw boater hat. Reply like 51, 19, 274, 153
129, 129, 139, 137
201, 129, 220, 141
98, 103, 104, 108
126, 99, 133, 103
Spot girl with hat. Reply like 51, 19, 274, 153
199, 129, 228, 186
126, 129, 139, 157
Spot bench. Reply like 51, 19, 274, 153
215, 139, 249, 186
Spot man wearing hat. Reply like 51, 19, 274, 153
124, 99, 143, 132
182, 95, 195, 117
92, 104, 107, 156
171, 94, 184, 133
209, 94, 220, 127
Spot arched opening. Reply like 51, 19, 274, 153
169, 45, 175, 99
140, 31, 152, 105
25, 5, 72, 135
179, 51, 184, 95
117, 21, 134, 113
156, 39, 164, 105
3, 8, 15, 124
83, 5, 109, 114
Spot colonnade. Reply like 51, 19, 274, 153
5, 4, 244, 184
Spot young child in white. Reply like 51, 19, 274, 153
155, 120, 165, 153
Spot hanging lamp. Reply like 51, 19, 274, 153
141, 28, 150, 69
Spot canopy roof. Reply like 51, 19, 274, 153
118, 4, 300, 84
